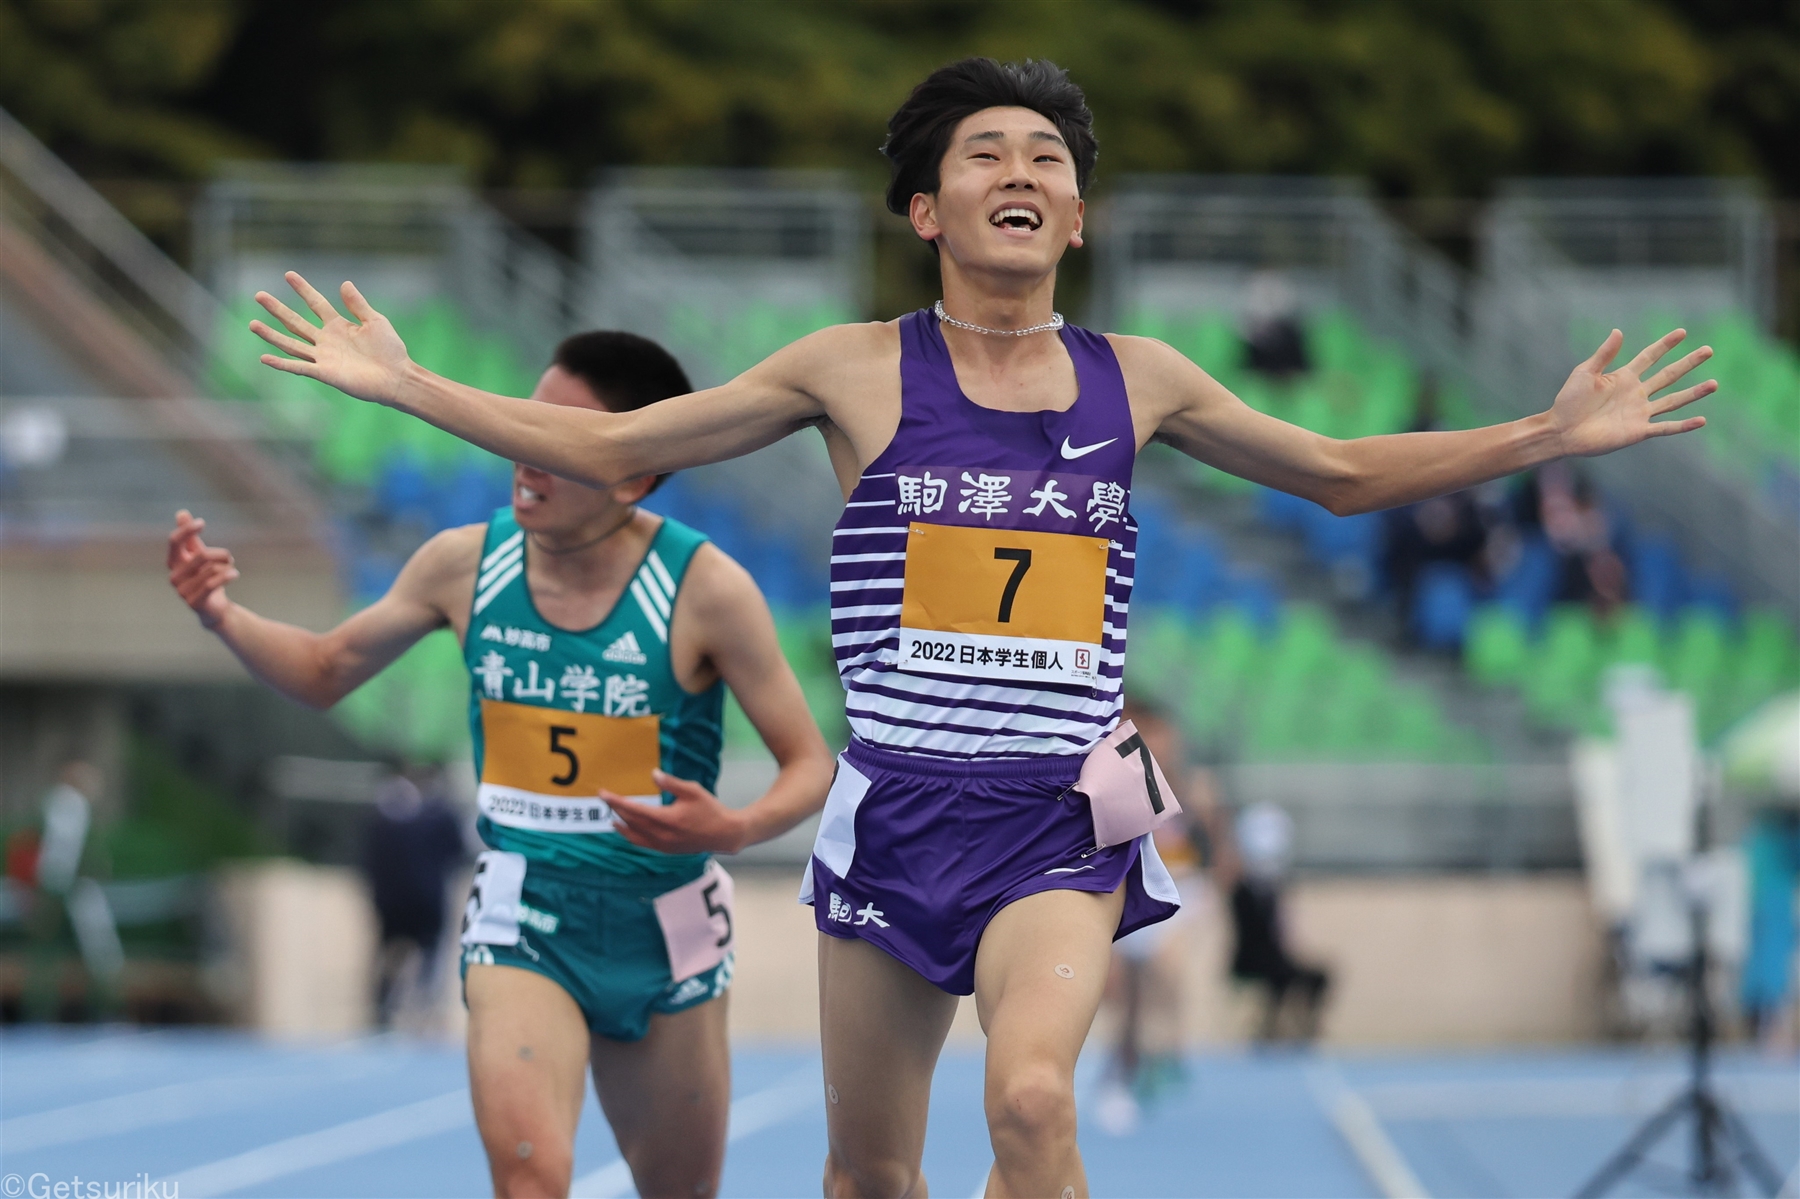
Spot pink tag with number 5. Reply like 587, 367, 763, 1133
1075, 720, 1182, 850
653, 861, 735, 982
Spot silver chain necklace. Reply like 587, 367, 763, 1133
933, 299, 1065, 337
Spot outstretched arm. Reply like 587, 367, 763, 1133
249, 272, 854, 489
1123, 328, 1715, 516
168, 510, 473, 708
610, 546, 836, 856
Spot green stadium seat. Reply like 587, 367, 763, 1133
1465, 605, 1531, 687
1604, 606, 1661, 671
1664, 608, 1731, 733
1123, 610, 1193, 701
1523, 605, 1601, 728
333, 628, 471, 760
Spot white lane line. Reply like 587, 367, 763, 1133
1361, 1073, 1800, 1120
0, 1062, 380, 1153
169, 1089, 472, 1198
1309, 1065, 1430, 1199
570, 1069, 819, 1199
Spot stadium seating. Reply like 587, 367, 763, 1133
209, 298, 854, 760
1127, 495, 1490, 762
1124, 304, 1799, 745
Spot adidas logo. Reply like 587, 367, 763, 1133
602, 631, 649, 665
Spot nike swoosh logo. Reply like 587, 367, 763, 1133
1060, 436, 1117, 460
1044, 865, 1095, 875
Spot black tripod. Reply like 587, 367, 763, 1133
1575, 897, 1786, 1197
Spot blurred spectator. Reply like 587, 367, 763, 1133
363, 770, 467, 1028
1740, 809, 1799, 1049
1382, 489, 1488, 628
1514, 463, 1629, 615
23, 761, 123, 1022
1225, 804, 1330, 1044
1095, 701, 1218, 1135
1241, 273, 1310, 379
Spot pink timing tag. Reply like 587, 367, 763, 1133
1075, 720, 1182, 849
653, 861, 735, 982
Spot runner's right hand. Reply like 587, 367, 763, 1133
249, 271, 412, 406
167, 509, 238, 629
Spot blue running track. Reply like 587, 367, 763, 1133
0, 1030, 1794, 1198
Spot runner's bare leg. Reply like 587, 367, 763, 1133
974, 886, 1126, 1199
466, 964, 592, 1198
820, 934, 961, 1198
589, 995, 731, 1199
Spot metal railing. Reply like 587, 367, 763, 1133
1097, 175, 1799, 620
0, 106, 224, 386
1095, 175, 1471, 374
192, 162, 588, 381
584, 168, 871, 388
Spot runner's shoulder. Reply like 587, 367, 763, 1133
673, 540, 762, 623
1104, 332, 1222, 407
759, 319, 900, 371
402, 522, 488, 591
1103, 331, 1197, 373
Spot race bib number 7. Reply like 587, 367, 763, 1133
478, 699, 661, 832
898, 522, 1107, 685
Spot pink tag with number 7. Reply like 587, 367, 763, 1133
1074, 720, 1182, 849
653, 861, 735, 982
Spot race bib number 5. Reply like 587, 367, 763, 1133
461, 850, 527, 946
898, 522, 1107, 685
653, 861, 735, 982
478, 699, 661, 832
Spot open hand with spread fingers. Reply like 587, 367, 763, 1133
1549, 328, 1715, 458
249, 271, 413, 406
167, 509, 237, 629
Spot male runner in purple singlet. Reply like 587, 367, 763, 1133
244, 58, 1715, 1199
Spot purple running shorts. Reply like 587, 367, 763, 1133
799, 738, 1182, 995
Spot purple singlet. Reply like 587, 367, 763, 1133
829, 309, 1136, 758
802, 310, 1179, 993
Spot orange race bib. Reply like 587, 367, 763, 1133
897, 522, 1108, 685
477, 699, 661, 832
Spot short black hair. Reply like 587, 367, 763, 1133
551, 330, 692, 494
881, 58, 1098, 218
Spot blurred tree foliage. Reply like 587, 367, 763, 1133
1, 0, 1794, 197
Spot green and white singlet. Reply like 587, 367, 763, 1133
464, 507, 725, 875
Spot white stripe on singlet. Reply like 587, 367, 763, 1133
828, 480, 1132, 760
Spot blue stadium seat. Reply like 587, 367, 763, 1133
1627, 532, 1686, 623
1492, 533, 1560, 628
1257, 487, 1313, 532
1411, 562, 1477, 650
375, 457, 434, 525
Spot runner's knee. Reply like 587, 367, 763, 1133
986, 1062, 1075, 1149
823, 1147, 923, 1198
488, 1139, 573, 1199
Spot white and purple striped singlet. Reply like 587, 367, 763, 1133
829, 309, 1137, 760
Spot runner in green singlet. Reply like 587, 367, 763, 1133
167, 331, 835, 1199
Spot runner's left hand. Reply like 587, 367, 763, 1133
608, 770, 750, 856
1547, 327, 1715, 457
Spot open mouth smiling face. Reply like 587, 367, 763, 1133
989, 203, 1044, 233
